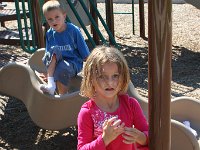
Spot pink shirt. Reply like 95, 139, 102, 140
77, 94, 149, 150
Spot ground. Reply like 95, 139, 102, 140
0, 3, 200, 150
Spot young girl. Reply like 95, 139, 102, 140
40, 0, 90, 95
77, 46, 149, 150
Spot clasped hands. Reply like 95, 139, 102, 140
102, 116, 147, 146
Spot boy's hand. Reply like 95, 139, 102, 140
102, 117, 125, 146
35, 71, 47, 83
122, 125, 147, 146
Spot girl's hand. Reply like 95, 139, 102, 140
102, 117, 125, 146
123, 125, 147, 146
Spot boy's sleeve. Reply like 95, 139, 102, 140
74, 28, 90, 60
77, 107, 106, 150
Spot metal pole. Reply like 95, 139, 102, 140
67, 0, 96, 48
79, 0, 107, 44
89, 0, 117, 47
148, 0, 172, 149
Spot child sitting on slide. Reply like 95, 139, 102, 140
40, 0, 90, 96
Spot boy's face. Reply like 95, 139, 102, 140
44, 9, 66, 32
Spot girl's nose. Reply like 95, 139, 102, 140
105, 77, 115, 85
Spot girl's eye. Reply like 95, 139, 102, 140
98, 75, 105, 79
113, 74, 119, 78
113, 74, 119, 79
55, 16, 59, 19
97, 74, 119, 81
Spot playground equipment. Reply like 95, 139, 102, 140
0, 61, 87, 130
0, 0, 39, 53
0, 0, 117, 52
106, 0, 145, 39
128, 82, 200, 150
0, 49, 199, 149
0, 0, 145, 52
148, 0, 200, 149
1, 0, 200, 149
0, 0, 31, 46
113, 0, 135, 34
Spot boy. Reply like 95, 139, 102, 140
40, 0, 90, 95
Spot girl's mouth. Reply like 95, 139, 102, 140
105, 88, 114, 91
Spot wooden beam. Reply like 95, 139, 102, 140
139, 0, 145, 38
105, 0, 114, 45
90, 0, 99, 45
148, 0, 172, 149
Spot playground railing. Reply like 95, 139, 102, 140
4, 0, 145, 53
14, 0, 37, 53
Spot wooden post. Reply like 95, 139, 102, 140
105, 0, 114, 45
148, 0, 172, 149
31, 0, 45, 48
90, 0, 99, 45
139, 0, 145, 38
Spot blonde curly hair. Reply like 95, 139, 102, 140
80, 46, 130, 98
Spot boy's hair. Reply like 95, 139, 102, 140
80, 46, 130, 98
42, 0, 67, 15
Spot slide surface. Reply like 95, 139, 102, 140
0, 62, 87, 130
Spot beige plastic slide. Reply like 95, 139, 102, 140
0, 62, 87, 130
0, 49, 199, 149
171, 119, 200, 150
128, 81, 200, 150
171, 96, 200, 148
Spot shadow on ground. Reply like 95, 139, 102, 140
172, 46, 200, 87
118, 43, 200, 98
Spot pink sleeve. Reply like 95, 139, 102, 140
77, 107, 106, 150
130, 97, 149, 146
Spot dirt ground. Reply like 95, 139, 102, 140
0, 3, 200, 150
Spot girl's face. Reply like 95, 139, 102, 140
93, 62, 121, 101
45, 9, 66, 32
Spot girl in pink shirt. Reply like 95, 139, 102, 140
78, 46, 149, 150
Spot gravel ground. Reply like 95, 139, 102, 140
0, 3, 200, 149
